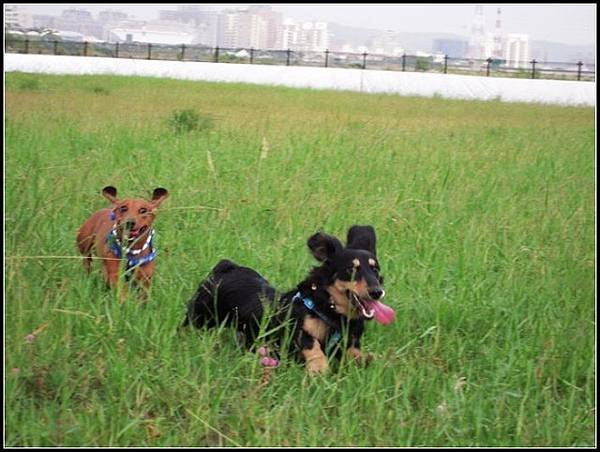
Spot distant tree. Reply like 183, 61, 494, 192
415, 57, 430, 72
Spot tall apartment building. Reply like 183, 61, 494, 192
262, 7, 283, 49
217, 6, 282, 49
280, 19, 298, 50
281, 19, 329, 52
248, 12, 269, 49
303, 21, 329, 51
218, 10, 243, 48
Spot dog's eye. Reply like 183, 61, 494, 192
139, 207, 148, 214
118, 205, 128, 213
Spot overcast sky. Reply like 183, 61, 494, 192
12, 3, 597, 46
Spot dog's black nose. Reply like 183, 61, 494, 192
368, 288, 384, 300
125, 220, 135, 230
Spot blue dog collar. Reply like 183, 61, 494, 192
292, 291, 342, 355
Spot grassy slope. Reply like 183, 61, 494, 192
4, 72, 595, 446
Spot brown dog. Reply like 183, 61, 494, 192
76, 186, 169, 300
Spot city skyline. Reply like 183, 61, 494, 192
10, 3, 597, 47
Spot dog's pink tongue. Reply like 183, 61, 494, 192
369, 301, 396, 325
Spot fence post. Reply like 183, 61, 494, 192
362, 52, 367, 69
24, 39, 29, 54
215, 46, 219, 63
444, 54, 448, 74
486, 57, 492, 76
250, 47, 254, 64
83, 41, 88, 56
325, 49, 329, 68
530, 59, 537, 79
577, 61, 583, 81
115, 42, 119, 58
286, 48, 291, 66
181, 44, 186, 61
53, 40, 58, 55
147, 43, 152, 60
402, 53, 406, 71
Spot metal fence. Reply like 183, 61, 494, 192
5, 37, 596, 82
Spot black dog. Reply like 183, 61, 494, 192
181, 226, 395, 374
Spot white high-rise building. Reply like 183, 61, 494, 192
504, 33, 530, 68
303, 21, 329, 52
280, 19, 329, 51
280, 18, 299, 49
219, 10, 243, 48
248, 11, 268, 49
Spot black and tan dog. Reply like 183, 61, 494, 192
181, 225, 395, 374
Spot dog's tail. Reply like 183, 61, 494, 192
210, 259, 239, 277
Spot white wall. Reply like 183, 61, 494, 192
5, 53, 595, 107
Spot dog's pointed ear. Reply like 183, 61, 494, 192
151, 187, 169, 207
307, 232, 343, 263
102, 186, 118, 204
347, 225, 377, 257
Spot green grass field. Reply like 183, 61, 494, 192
4, 72, 595, 447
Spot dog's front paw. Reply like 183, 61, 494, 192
346, 347, 374, 366
302, 341, 329, 375
306, 356, 329, 375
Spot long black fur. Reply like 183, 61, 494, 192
181, 225, 384, 362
